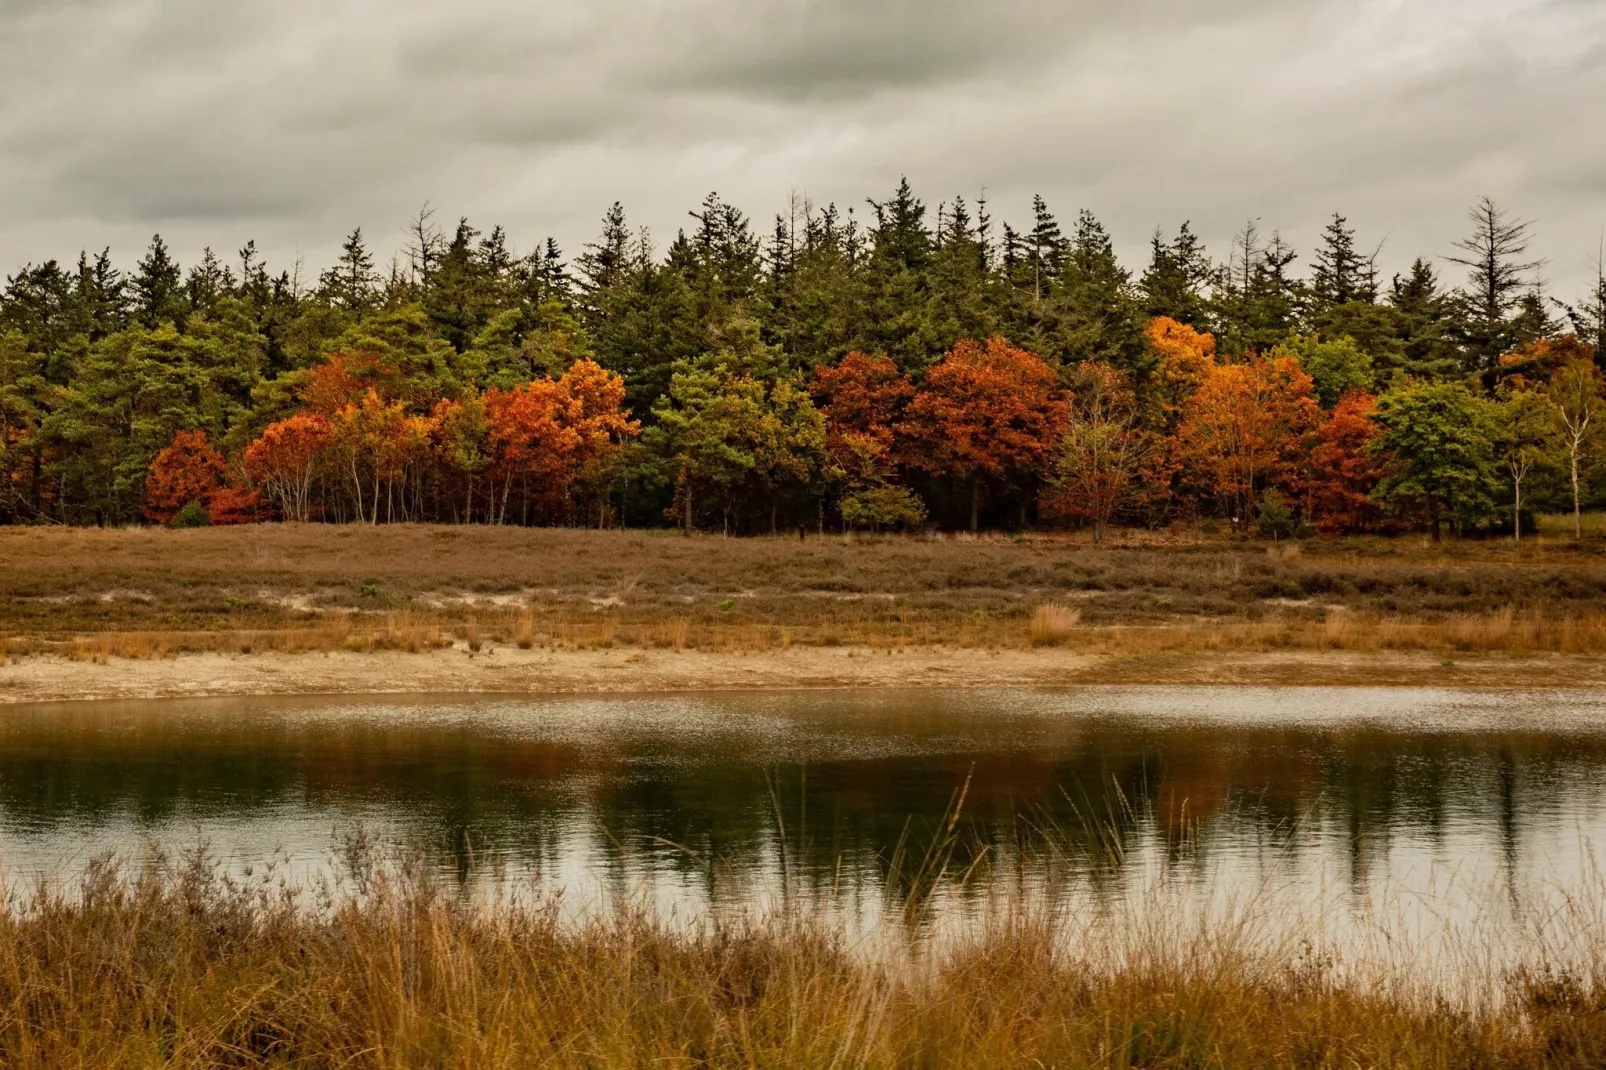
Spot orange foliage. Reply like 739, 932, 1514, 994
244, 413, 333, 522
1173, 353, 1320, 521
143, 430, 227, 524
900, 338, 1068, 528
1305, 390, 1389, 534
1148, 317, 1217, 420
299, 353, 403, 417
483, 359, 638, 522
205, 486, 264, 525
1496, 334, 1597, 391
811, 352, 913, 484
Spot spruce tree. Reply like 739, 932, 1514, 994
131, 235, 186, 329
1140, 222, 1211, 326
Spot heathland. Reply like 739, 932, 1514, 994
4, 521, 1606, 701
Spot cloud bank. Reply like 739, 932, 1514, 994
1, 0, 1602, 295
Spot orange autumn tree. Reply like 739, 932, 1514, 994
1305, 390, 1388, 533
484, 359, 637, 524
810, 352, 914, 486
328, 390, 433, 524
298, 352, 405, 416
1147, 316, 1217, 426
143, 430, 227, 524
899, 338, 1068, 532
244, 413, 332, 522
1174, 352, 1320, 524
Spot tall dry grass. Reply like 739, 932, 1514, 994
0, 841, 1602, 1068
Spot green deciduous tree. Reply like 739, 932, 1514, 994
1370, 381, 1501, 540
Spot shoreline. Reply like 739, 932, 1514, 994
5, 645, 1606, 704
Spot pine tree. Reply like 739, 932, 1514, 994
1310, 213, 1374, 311
1387, 259, 1459, 379
319, 229, 377, 313
1561, 239, 1606, 362
185, 248, 231, 319
131, 235, 186, 329
1448, 197, 1543, 372
1141, 222, 1212, 326
1049, 210, 1146, 374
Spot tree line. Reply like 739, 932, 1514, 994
2, 183, 1603, 537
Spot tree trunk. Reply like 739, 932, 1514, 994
1431, 500, 1442, 542
969, 478, 980, 534
1513, 475, 1522, 544
1573, 448, 1583, 540
683, 477, 693, 536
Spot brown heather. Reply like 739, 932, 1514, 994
2, 522, 1606, 658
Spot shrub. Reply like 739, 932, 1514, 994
1029, 603, 1081, 646
168, 501, 211, 529
1256, 490, 1298, 541
840, 486, 928, 533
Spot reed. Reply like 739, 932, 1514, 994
0, 844, 1600, 1068
1029, 602, 1082, 645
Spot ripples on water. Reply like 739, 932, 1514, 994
1, 687, 1603, 988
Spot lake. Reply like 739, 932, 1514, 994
2, 687, 1604, 980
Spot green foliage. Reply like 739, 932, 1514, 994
1370, 380, 1502, 538
1254, 489, 1298, 540
168, 501, 211, 528
839, 486, 928, 532
1279, 335, 1373, 407
0, 187, 1593, 535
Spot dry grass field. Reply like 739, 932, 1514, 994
4, 523, 1606, 660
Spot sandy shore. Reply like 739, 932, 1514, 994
3, 645, 1605, 704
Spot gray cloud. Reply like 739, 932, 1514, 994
0, 0, 1602, 299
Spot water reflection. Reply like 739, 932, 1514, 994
0, 688, 1603, 939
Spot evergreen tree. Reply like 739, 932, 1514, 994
131, 235, 187, 329
1309, 213, 1374, 311
1448, 197, 1543, 372
1140, 222, 1211, 327
862, 178, 937, 373
1386, 259, 1460, 379
319, 228, 378, 313
1049, 210, 1146, 374
185, 248, 231, 319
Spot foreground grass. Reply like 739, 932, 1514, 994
3, 523, 1606, 660
0, 851, 1602, 1068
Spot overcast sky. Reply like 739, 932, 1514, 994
1, 0, 1603, 298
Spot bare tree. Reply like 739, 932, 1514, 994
1546, 359, 1604, 539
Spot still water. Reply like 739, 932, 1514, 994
1, 687, 1604, 973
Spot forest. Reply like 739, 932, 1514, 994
2, 182, 1603, 538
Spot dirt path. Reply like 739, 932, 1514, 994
3, 645, 1605, 704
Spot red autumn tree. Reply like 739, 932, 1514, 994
899, 338, 1069, 532
205, 486, 264, 525
1305, 390, 1388, 533
244, 413, 332, 522
143, 430, 227, 524
1174, 352, 1320, 523
811, 352, 914, 486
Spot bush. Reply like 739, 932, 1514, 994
168, 501, 211, 529
840, 486, 927, 533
